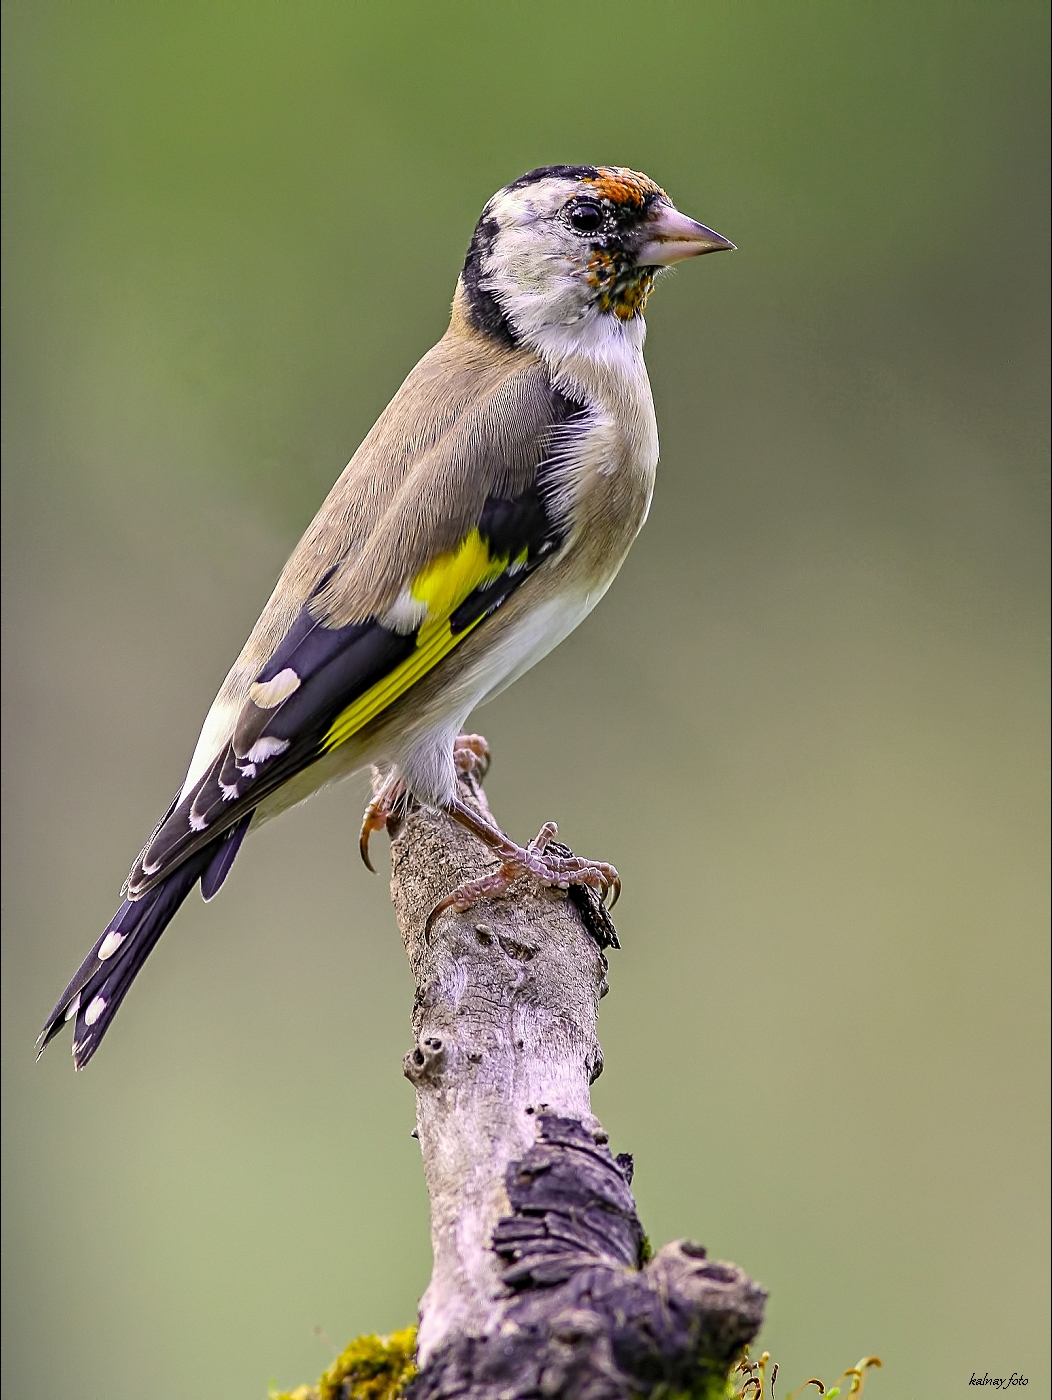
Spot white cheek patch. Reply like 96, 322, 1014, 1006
249, 669, 301, 708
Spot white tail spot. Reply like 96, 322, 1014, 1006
84, 995, 107, 1027
98, 930, 126, 961
64, 993, 82, 1023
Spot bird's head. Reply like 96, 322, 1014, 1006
459, 165, 733, 357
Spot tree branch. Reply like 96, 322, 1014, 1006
384, 743, 766, 1399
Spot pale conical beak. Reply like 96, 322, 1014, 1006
634, 203, 736, 267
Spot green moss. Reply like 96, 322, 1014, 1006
638, 1232, 653, 1267
270, 1327, 417, 1400
270, 1329, 880, 1400
728, 1348, 883, 1399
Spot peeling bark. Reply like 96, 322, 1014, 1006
384, 749, 765, 1398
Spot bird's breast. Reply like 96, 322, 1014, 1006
547, 346, 659, 593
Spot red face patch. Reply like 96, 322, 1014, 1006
584, 167, 666, 209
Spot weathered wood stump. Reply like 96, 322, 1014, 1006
384, 743, 766, 1399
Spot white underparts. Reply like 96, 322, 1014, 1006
396, 590, 601, 809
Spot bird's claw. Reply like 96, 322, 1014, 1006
424, 820, 620, 936
358, 775, 408, 872
359, 735, 490, 872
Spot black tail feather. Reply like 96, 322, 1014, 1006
201, 815, 251, 901
38, 825, 246, 1070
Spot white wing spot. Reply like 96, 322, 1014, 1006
98, 930, 126, 961
219, 781, 239, 801
237, 762, 257, 779
64, 993, 82, 1023
382, 587, 429, 635
84, 995, 107, 1027
249, 669, 301, 708
189, 811, 210, 832
247, 736, 290, 764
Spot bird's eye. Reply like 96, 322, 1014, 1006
567, 200, 604, 234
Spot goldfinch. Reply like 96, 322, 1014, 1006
38, 165, 733, 1068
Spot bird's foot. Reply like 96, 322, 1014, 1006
360, 734, 493, 872
359, 772, 409, 872
452, 732, 491, 784
425, 797, 619, 935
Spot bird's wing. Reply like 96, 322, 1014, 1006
126, 344, 586, 898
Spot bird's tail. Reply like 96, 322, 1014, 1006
37, 816, 250, 1069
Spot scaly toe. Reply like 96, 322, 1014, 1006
424, 839, 620, 936
424, 863, 520, 936
453, 733, 492, 782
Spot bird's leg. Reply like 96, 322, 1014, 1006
426, 796, 620, 935
360, 734, 494, 872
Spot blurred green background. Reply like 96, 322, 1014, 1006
2, 3, 1048, 1396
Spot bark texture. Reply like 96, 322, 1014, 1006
386, 752, 765, 1398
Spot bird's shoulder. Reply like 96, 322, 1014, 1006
259, 303, 583, 643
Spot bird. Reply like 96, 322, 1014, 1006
37, 164, 733, 1069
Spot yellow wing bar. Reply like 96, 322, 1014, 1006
321, 529, 516, 753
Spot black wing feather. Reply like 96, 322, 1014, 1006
123, 481, 563, 898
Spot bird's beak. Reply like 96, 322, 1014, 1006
634, 203, 736, 267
